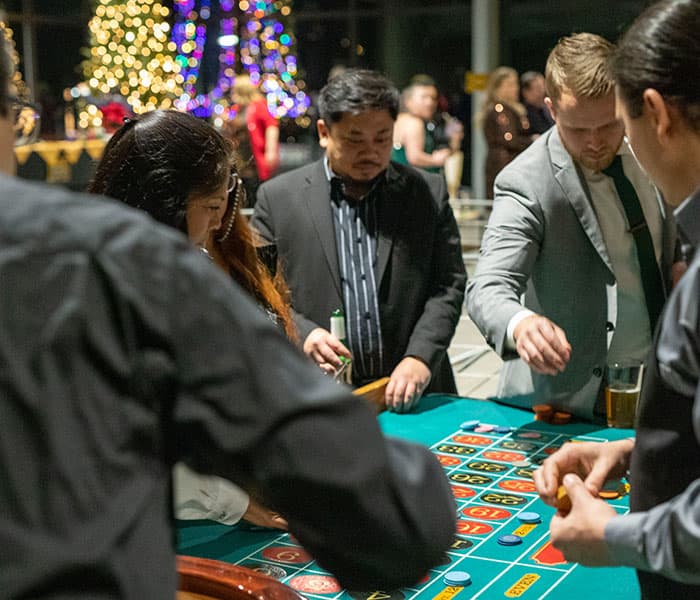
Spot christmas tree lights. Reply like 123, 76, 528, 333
172, 0, 310, 126
83, 0, 184, 116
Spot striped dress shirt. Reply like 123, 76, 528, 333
326, 161, 384, 383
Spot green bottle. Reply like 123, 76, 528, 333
330, 309, 350, 365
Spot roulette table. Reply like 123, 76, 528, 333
177, 394, 638, 599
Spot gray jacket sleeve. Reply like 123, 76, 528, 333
605, 447, 700, 583
466, 168, 544, 356
167, 249, 456, 591
605, 258, 700, 583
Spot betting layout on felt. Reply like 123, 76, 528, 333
211, 422, 631, 599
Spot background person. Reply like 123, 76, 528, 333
520, 70, 555, 135
467, 33, 678, 421
223, 74, 280, 203
478, 66, 534, 199
391, 76, 461, 173
534, 2, 700, 597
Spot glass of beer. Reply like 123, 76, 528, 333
605, 362, 644, 428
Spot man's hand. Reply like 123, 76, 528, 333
513, 314, 572, 375
303, 328, 352, 370
549, 474, 617, 566
533, 439, 634, 507
385, 357, 431, 413
242, 498, 288, 530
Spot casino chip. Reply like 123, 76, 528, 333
497, 534, 523, 546
460, 419, 479, 430
474, 424, 494, 433
552, 411, 572, 425
512, 460, 530, 467
517, 511, 542, 524
443, 570, 472, 586
495, 426, 512, 433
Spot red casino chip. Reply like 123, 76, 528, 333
289, 575, 343, 594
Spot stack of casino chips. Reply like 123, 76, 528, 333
532, 404, 572, 425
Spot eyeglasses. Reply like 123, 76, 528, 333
2, 95, 41, 146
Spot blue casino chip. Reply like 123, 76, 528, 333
443, 570, 471, 586
497, 534, 523, 546
517, 511, 542, 524
495, 426, 512, 433
460, 420, 480, 430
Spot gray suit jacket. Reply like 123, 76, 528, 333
467, 127, 677, 419
252, 159, 467, 393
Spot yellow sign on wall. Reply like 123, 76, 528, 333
465, 71, 489, 93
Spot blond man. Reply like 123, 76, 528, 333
467, 33, 678, 420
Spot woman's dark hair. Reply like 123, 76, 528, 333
89, 110, 233, 233
317, 68, 400, 125
90, 109, 298, 342
612, 0, 700, 131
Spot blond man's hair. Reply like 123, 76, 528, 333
545, 33, 615, 104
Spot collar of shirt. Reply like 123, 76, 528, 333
674, 186, 700, 253
323, 156, 385, 203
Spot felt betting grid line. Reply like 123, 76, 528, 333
219, 424, 632, 599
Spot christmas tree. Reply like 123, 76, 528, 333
82, 0, 184, 115
171, 0, 310, 127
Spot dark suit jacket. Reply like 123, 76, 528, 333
252, 159, 467, 394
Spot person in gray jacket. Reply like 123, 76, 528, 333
534, 2, 700, 597
467, 33, 677, 421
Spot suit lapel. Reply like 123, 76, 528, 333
305, 160, 342, 297
549, 129, 614, 275
376, 163, 405, 284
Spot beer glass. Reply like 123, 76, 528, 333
605, 361, 644, 428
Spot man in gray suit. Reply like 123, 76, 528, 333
253, 69, 466, 413
467, 33, 677, 421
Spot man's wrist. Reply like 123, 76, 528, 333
506, 309, 536, 350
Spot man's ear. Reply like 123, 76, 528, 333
642, 88, 672, 141
544, 97, 556, 121
317, 119, 330, 149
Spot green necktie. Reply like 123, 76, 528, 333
602, 155, 665, 332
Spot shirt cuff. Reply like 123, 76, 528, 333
604, 512, 651, 571
505, 309, 536, 351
